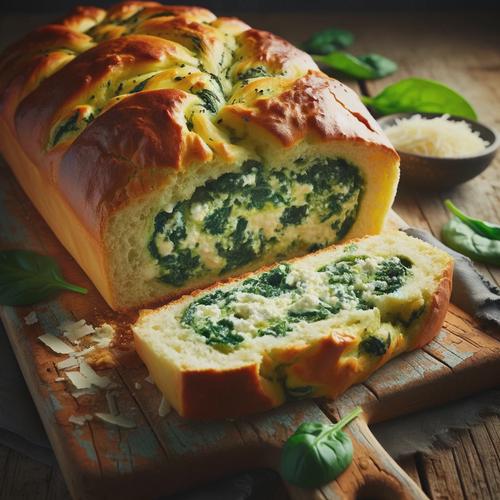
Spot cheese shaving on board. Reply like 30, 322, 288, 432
384, 114, 489, 157
38, 334, 74, 354
56, 357, 79, 370
60, 319, 95, 344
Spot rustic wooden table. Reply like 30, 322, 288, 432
0, 8, 498, 500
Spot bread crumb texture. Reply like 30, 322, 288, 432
133, 232, 452, 418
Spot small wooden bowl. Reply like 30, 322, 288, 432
378, 112, 499, 190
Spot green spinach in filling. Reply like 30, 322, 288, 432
149, 159, 364, 286
180, 255, 415, 351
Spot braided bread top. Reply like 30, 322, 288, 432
0, 1, 395, 235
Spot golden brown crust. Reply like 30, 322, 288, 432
180, 365, 276, 419
223, 70, 394, 148
0, 1, 399, 310
0, 2, 395, 236
58, 88, 210, 235
410, 262, 453, 349
136, 240, 453, 420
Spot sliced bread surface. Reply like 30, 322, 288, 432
133, 232, 453, 419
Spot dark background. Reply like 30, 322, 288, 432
2, 0, 500, 13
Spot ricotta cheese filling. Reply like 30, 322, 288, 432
179, 252, 422, 354
149, 158, 364, 286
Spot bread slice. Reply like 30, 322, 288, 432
0, 3, 399, 310
133, 232, 453, 419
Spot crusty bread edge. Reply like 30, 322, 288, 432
134, 240, 454, 420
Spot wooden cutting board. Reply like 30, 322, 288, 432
1, 159, 499, 500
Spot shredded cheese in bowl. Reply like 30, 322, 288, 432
384, 114, 489, 158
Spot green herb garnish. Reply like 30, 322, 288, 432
441, 218, 500, 266
444, 200, 500, 241
0, 250, 87, 306
302, 27, 354, 55
280, 407, 362, 488
362, 78, 477, 120
315, 52, 397, 80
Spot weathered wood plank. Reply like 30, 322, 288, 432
417, 448, 465, 500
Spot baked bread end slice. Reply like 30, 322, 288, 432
133, 232, 452, 419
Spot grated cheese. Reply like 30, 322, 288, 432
384, 114, 488, 158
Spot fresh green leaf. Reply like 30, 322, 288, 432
441, 217, 500, 266
302, 28, 354, 55
362, 78, 477, 120
280, 407, 362, 488
315, 52, 397, 80
0, 250, 87, 306
445, 200, 500, 240
358, 54, 398, 78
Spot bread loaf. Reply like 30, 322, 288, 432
133, 232, 453, 419
0, 2, 399, 310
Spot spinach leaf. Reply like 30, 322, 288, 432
315, 52, 397, 80
280, 407, 362, 488
359, 334, 391, 356
51, 112, 79, 147
240, 264, 294, 298
257, 320, 290, 337
373, 256, 411, 295
204, 206, 231, 235
0, 250, 87, 306
280, 205, 308, 226
362, 78, 477, 120
197, 318, 244, 347
238, 66, 269, 80
445, 200, 500, 241
216, 217, 260, 272
130, 76, 153, 93
158, 249, 200, 286
358, 54, 398, 78
302, 28, 354, 55
441, 217, 500, 266
196, 89, 220, 113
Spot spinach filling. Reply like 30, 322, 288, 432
180, 255, 416, 351
149, 158, 363, 286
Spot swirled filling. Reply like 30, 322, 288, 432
180, 252, 420, 353
149, 158, 364, 286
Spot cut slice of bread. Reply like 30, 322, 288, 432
133, 232, 453, 419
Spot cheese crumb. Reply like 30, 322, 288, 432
24, 311, 38, 325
